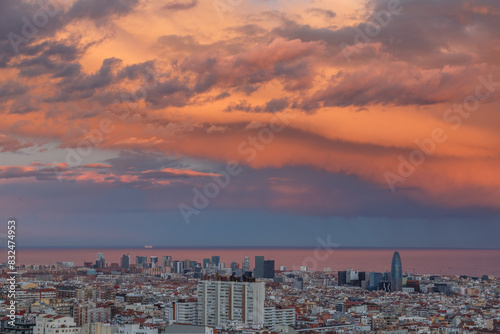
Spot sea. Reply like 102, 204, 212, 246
16, 248, 500, 277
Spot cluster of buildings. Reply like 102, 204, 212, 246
0, 252, 499, 333
91, 254, 275, 280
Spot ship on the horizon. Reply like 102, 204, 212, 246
144, 245, 153, 248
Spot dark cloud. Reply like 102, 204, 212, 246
145, 78, 192, 108
0, 135, 32, 152
0, 164, 66, 180
236, 84, 261, 96
224, 98, 292, 113
47, 57, 122, 102
265, 97, 289, 112
179, 37, 322, 97
306, 8, 336, 20
104, 150, 183, 173
117, 61, 156, 81
304, 63, 499, 107
67, 0, 141, 23
0, 81, 28, 102
163, 0, 198, 11
274, 0, 500, 68
215, 91, 230, 100
224, 100, 254, 112
0, 0, 140, 70
0, 0, 66, 67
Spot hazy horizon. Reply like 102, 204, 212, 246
1, 0, 500, 250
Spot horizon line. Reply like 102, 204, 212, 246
17, 246, 500, 250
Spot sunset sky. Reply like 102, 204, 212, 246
1, 0, 499, 248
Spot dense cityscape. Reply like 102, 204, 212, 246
2, 0, 500, 333
1, 251, 499, 334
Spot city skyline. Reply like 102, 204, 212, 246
13, 248, 500, 277
1, 0, 500, 249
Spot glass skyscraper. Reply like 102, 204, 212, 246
254, 256, 264, 278
391, 251, 403, 292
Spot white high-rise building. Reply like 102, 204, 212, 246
197, 280, 265, 327
242, 257, 250, 272
263, 307, 295, 329
34, 314, 81, 334
167, 301, 199, 324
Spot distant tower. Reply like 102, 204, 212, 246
391, 251, 403, 292
136, 256, 148, 268
254, 256, 264, 278
161, 256, 172, 268
242, 257, 250, 272
120, 254, 130, 269
96, 253, 105, 268
263, 260, 275, 278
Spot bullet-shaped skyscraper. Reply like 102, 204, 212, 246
391, 251, 403, 292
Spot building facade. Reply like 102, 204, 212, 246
263, 307, 295, 329
391, 251, 403, 292
34, 315, 80, 334
197, 280, 265, 327
254, 256, 264, 279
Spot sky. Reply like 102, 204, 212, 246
1, 0, 500, 248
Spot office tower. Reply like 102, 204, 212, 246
96, 253, 105, 268
203, 258, 211, 269
193, 266, 203, 279
136, 256, 148, 269
369, 272, 383, 290
338, 271, 347, 286
173, 260, 184, 273
120, 254, 130, 269
242, 257, 250, 272
263, 260, 275, 279
347, 269, 359, 284
230, 262, 239, 272
356, 271, 367, 288
184, 259, 191, 270
161, 256, 172, 268
254, 256, 264, 278
197, 280, 265, 327
150, 256, 158, 268
391, 251, 403, 292
211, 256, 220, 266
